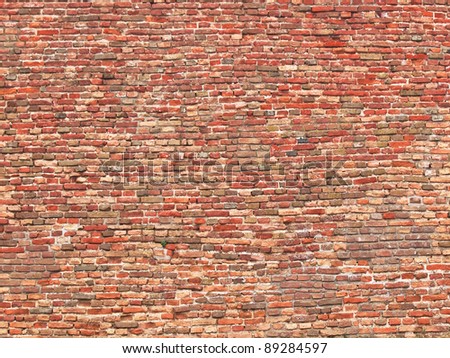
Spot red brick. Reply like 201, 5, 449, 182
1, 0, 449, 339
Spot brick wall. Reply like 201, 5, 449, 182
1, 0, 449, 337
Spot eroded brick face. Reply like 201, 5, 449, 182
1, 1, 450, 337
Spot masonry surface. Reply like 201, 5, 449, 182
1, 0, 450, 337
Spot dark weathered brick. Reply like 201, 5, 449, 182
114, 322, 139, 329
